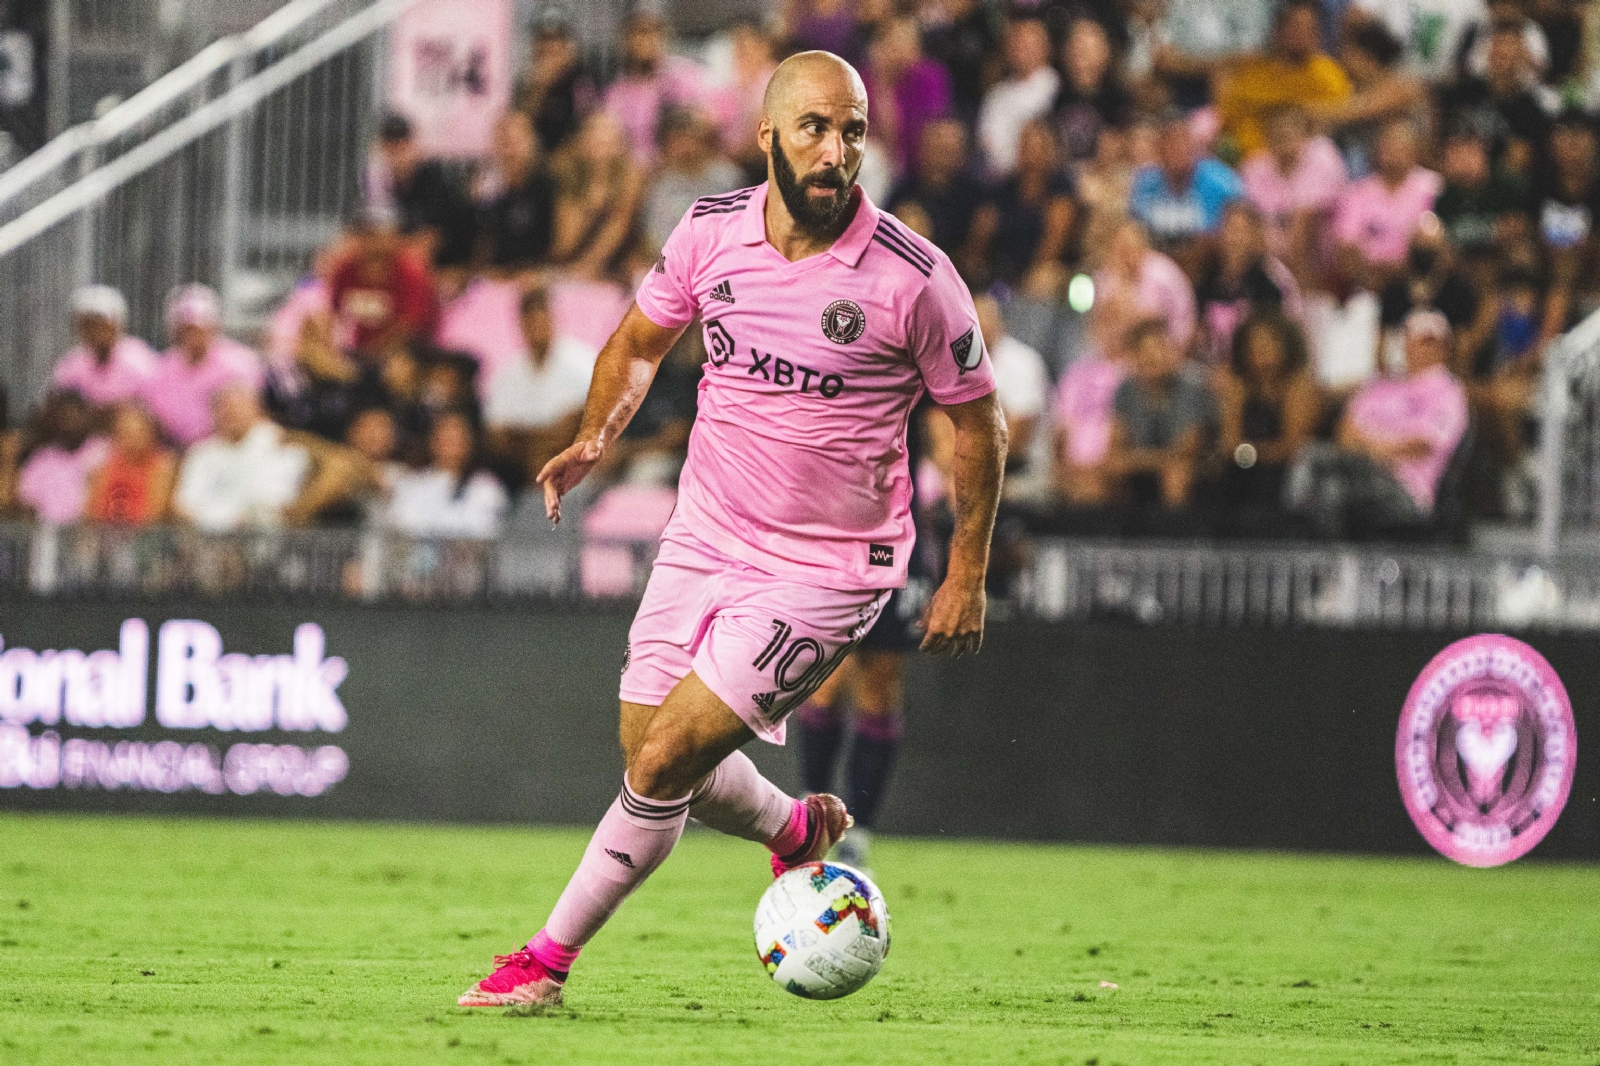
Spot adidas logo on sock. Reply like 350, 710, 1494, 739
709, 279, 735, 303
604, 848, 636, 869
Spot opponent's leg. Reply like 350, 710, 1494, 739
459, 674, 748, 1007
794, 657, 854, 796
839, 650, 906, 867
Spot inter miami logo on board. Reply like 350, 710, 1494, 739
705, 319, 735, 366
709, 279, 735, 303
950, 325, 984, 374
821, 299, 866, 344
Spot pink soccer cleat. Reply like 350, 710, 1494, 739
770, 793, 853, 878
458, 948, 565, 1008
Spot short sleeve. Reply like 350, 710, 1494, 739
904, 258, 996, 406
635, 210, 699, 329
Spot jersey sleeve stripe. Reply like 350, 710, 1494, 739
872, 220, 935, 271
691, 189, 756, 216
871, 233, 933, 276
696, 186, 758, 206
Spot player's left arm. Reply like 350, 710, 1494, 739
921, 390, 1007, 658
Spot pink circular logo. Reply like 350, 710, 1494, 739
1397, 635, 1577, 867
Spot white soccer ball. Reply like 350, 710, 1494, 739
753, 861, 891, 999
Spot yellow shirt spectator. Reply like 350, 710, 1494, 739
1219, 53, 1352, 158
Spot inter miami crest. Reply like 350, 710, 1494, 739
950, 325, 984, 374
821, 299, 866, 344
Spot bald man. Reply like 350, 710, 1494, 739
460, 51, 1007, 1008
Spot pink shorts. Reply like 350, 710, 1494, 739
619, 524, 891, 744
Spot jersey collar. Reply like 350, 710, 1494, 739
740, 181, 880, 269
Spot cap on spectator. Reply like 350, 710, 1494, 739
379, 112, 413, 143
533, 5, 573, 38
165, 283, 221, 331
72, 284, 127, 326
1404, 308, 1452, 343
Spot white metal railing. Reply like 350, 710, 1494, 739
1536, 304, 1600, 556
5, 522, 1600, 630
0, 0, 419, 414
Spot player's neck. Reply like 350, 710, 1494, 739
763, 187, 859, 263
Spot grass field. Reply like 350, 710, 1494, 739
0, 815, 1596, 1066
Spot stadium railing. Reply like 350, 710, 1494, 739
6, 521, 1599, 632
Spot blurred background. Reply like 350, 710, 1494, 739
0, 0, 1595, 857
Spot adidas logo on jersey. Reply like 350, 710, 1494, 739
709, 279, 735, 303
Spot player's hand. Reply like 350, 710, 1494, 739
536, 438, 604, 524
919, 575, 986, 658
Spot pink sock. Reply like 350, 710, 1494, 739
542, 778, 690, 955
688, 751, 795, 845
766, 797, 809, 858
526, 929, 581, 980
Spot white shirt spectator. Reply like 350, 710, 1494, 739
387, 469, 509, 540
483, 335, 597, 430
989, 334, 1050, 422
978, 65, 1060, 177
1353, 0, 1489, 82
176, 422, 309, 533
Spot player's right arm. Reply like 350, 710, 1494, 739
535, 306, 686, 522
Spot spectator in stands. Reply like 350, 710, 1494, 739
366, 113, 475, 269
977, 18, 1058, 178
1105, 317, 1216, 518
644, 107, 742, 256
1311, 20, 1426, 177
264, 311, 365, 444
1240, 104, 1347, 281
328, 207, 437, 360
551, 111, 646, 281
974, 293, 1049, 477
1128, 110, 1244, 272
51, 285, 156, 410
1090, 218, 1197, 356
386, 410, 508, 540
1378, 217, 1490, 367
603, 10, 712, 168
144, 284, 265, 447
965, 119, 1075, 296
722, 21, 779, 181
1286, 308, 1468, 538
1213, 312, 1320, 535
603, 332, 702, 487
1529, 110, 1600, 343
1215, 0, 1351, 158
483, 286, 597, 482
1432, 124, 1529, 269
515, 9, 595, 156
84, 403, 176, 526
1194, 201, 1302, 366
1052, 329, 1126, 508
1053, 18, 1134, 167
886, 118, 984, 257
14, 390, 106, 525
175, 385, 362, 532
473, 110, 556, 273
1438, 23, 1550, 177
783, 0, 863, 68
864, 15, 952, 180
1473, 260, 1544, 515
1457, 0, 1551, 83
1073, 126, 1136, 270
922, 0, 1000, 124
1331, 119, 1442, 285
1347, 0, 1488, 82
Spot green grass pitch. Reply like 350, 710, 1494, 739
1, 814, 1596, 1065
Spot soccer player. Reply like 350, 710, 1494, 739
460, 50, 1007, 1008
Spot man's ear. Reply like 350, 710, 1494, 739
757, 117, 773, 155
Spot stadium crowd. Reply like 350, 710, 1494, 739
2, 0, 1593, 552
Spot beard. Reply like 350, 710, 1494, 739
770, 131, 857, 234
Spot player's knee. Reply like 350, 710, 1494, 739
626, 733, 697, 800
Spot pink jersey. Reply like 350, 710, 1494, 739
635, 182, 996, 591
51, 337, 159, 406
143, 337, 265, 446
1345, 364, 1467, 512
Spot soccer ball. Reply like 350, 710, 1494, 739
753, 861, 891, 999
